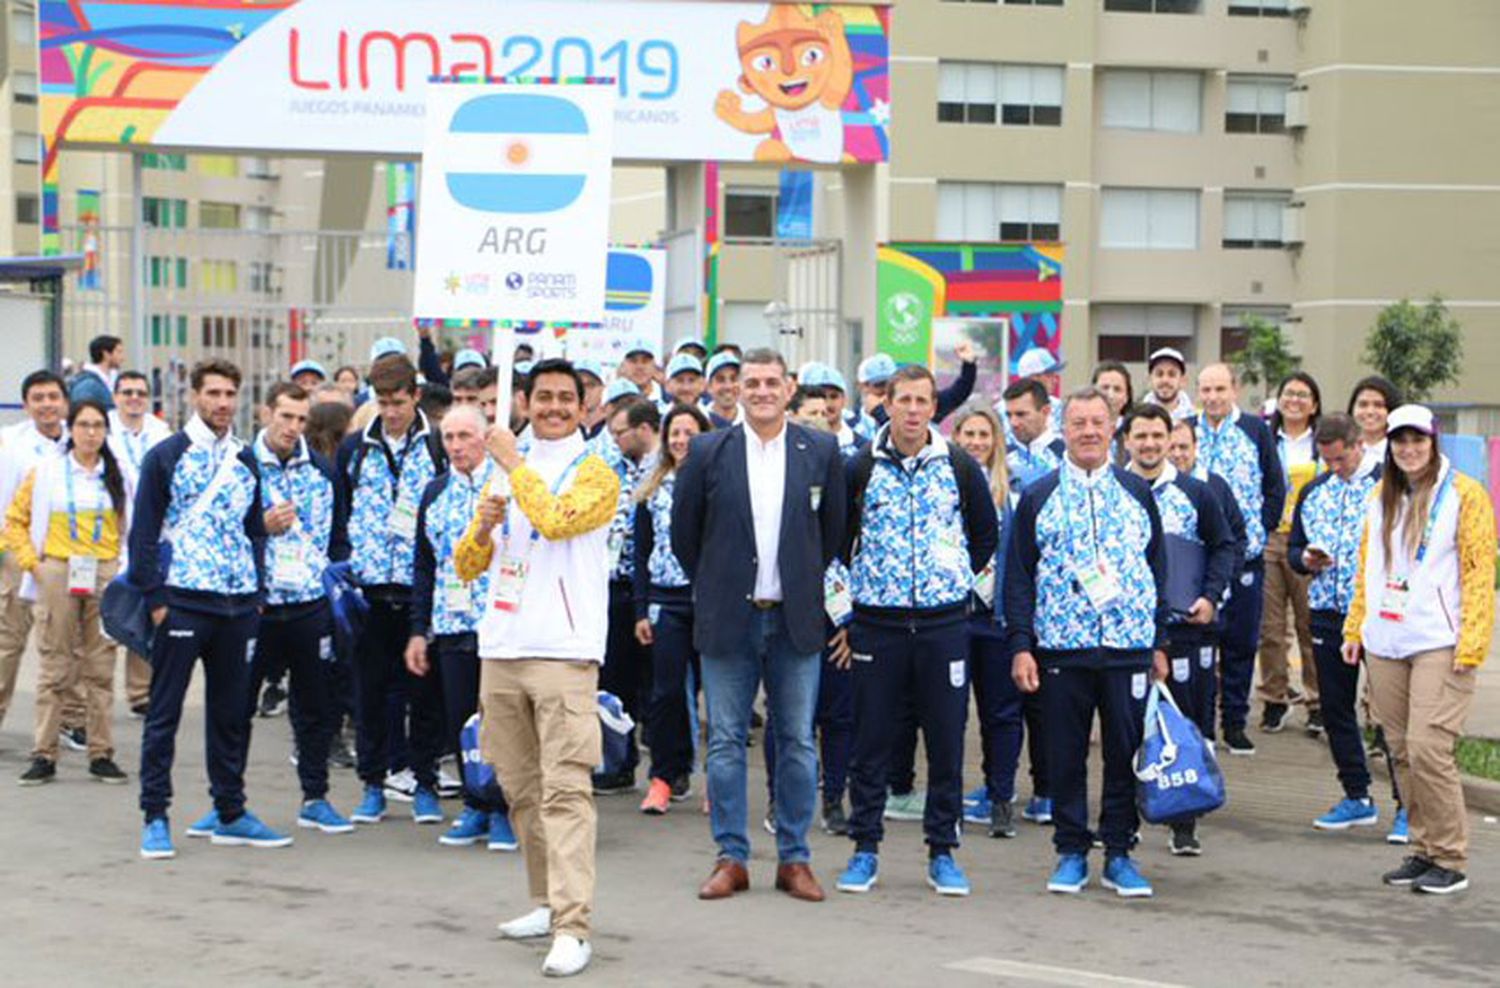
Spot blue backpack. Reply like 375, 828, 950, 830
597, 691, 635, 778
459, 713, 506, 806
1134, 682, 1226, 824
322, 560, 369, 648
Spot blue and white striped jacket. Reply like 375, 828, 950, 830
253, 432, 347, 607
412, 459, 495, 637
337, 411, 443, 590
1195, 407, 1285, 561
1289, 462, 1382, 614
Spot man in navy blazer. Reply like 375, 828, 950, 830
673, 348, 846, 903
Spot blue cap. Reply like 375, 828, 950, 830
289, 359, 328, 381
514, 360, 535, 377
452, 348, 486, 372
574, 359, 605, 383
666, 354, 704, 379
706, 352, 741, 380
624, 339, 658, 362
673, 338, 707, 357
369, 336, 407, 363
802, 363, 848, 394
604, 378, 641, 403
857, 353, 897, 385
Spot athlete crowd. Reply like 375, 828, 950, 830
3, 329, 1493, 977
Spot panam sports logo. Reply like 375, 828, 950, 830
445, 93, 591, 214
605, 251, 653, 312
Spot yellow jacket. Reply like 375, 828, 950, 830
2, 466, 123, 571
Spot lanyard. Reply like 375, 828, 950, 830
501, 452, 589, 551
378, 424, 420, 498
1059, 468, 1102, 565
1410, 470, 1454, 567
121, 429, 145, 472
64, 460, 106, 546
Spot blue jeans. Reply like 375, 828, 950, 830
701, 606, 821, 865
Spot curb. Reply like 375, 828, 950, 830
1463, 775, 1500, 818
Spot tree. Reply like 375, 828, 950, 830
1229, 316, 1301, 404
1362, 296, 1463, 402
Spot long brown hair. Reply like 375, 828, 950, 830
1379, 428, 1441, 563
635, 403, 710, 503
951, 405, 1010, 508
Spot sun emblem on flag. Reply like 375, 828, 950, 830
505, 140, 531, 167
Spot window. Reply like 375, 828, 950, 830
723, 187, 777, 238
244, 206, 273, 231
940, 62, 1063, 126
941, 0, 1064, 5
199, 260, 238, 294
200, 315, 239, 349
143, 197, 187, 229
142, 153, 187, 171
1104, 0, 1200, 12
150, 314, 189, 347
1221, 305, 1290, 356
15, 192, 38, 224
197, 155, 239, 178
199, 201, 241, 229
248, 261, 278, 295
1223, 191, 1290, 248
1226, 75, 1292, 134
13, 131, 39, 164
243, 157, 276, 179
13, 72, 36, 105
1099, 188, 1199, 249
1229, 0, 1290, 14
12, 8, 36, 44
1100, 70, 1201, 133
146, 256, 189, 290
937, 182, 1062, 241
1094, 304, 1196, 363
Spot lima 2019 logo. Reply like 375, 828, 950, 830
446, 93, 589, 214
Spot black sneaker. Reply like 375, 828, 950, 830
670, 773, 692, 802
130, 703, 149, 719
989, 800, 1017, 839
89, 757, 128, 784
328, 732, 356, 770
822, 798, 850, 836
1306, 711, 1325, 737
18, 757, 56, 786
59, 726, 87, 752
1260, 703, 1288, 733
591, 769, 636, 795
258, 681, 288, 718
1223, 726, 1256, 756
1383, 855, 1435, 887
1412, 865, 1469, 895
1169, 821, 1202, 856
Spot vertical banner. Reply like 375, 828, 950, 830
703, 161, 720, 347
412, 79, 616, 328
386, 162, 415, 271
76, 189, 102, 290
776, 170, 814, 240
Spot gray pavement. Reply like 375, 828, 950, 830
3, 660, 1500, 987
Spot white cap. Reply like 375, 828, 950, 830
1148, 347, 1186, 371
1387, 404, 1437, 437
1015, 347, 1065, 378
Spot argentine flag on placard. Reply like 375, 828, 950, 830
444, 92, 593, 215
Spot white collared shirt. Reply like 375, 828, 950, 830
744, 421, 787, 601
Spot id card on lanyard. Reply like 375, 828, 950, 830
1379, 471, 1453, 623
491, 452, 588, 613
1064, 474, 1122, 611
64, 462, 106, 596
444, 464, 492, 613
263, 460, 317, 592
380, 431, 420, 541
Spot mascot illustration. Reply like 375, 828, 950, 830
714, 5, 855, 163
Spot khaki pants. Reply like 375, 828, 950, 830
125, 650, 152, 708
479, 659, 601, 940
0, 554, 87, 730
1367, 648, 1476, 871
31, 558, 119, 761
1257, 530, 1319, 710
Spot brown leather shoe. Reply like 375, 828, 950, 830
698, 858, 750, 900
774, 862, 825, 902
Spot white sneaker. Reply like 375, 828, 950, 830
437, 766, 462, 798
497, 906, 552, 940
383, 769, 417, 803
542, 934, 591, 978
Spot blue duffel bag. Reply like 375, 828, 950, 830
101, 575, 154, 658
1134, 681, 1227, 824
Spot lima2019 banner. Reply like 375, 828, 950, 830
877, 243, 1065, 397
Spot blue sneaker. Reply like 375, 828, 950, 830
350, 785, 386, 824
211, 811, 293, 848
962, 785, 987, 808
141, 818, 175, 860
928, 854, 971, 897
297, 799, 354, 835
1102, 855, 1154, 898
1387, 807, 1410, 845
441, 807, 489, 846
1023, 796, 1053, 825
1313, 797, 1378, 831
412, 787, 444, 824
184, 808, 219, 838
1047, 853, 1088, 894
963, 791, 993, 825
488, 811, 519, 852
836, 852, 879, 893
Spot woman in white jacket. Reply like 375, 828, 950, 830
1342, 405, 1496, 895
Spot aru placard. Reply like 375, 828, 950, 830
413, 80, 615, 326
